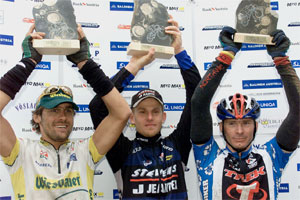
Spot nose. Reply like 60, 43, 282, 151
147, 112, 153, 120
236, 123, 243, 134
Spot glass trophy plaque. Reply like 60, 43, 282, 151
234, 0, 278, 45
127, 0, 174, 59
32, 0, 80, 55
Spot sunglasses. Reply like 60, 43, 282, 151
36, 85, 73, 106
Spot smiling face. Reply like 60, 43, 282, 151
130, 98, 166, 138
34, 103, 75, 148
220, 118, 257, 153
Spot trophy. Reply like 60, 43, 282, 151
234, 0, 278, 45
127, 0, 174, 59
32, 0, 80, 55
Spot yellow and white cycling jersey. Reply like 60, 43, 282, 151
2, 137, 103, 200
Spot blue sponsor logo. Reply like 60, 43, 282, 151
241, 44, 266, 51
0, 197, 12, 200
160, 64, 179, 69
2, 0, 14, 2
291, 60, 300, 68
124, 82, 149, 91
113, 189, 119, 199
164, 103, 185, 111
288, 22, 300, 27
242, 79, 282, 89
110, 1, 134, 11
117, 61, 129, 69
297, 163, 300, 171
257, 100, 277, 108
94, 169, 103, 175
202, 25, 224, 31
0, 34, 13, 46
79, 22, 100, 28
270, 2, 279, 10
77, 105, 90, 113
278, 183, 289, 193
248, 62, 274, 68
110, 41, 130, 51
204, 62, 231, 70
35, 61, 51, 70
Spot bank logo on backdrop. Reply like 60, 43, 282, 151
241, 44, 266, 51
76, 105, 89, 113
248, 62, 275, 68
270, 1, 279, 10
204, 62, 231, 70
0, 34, 13, 46
242, 79, 282, 89
202, 25, 224, 31
117, 61, 129, 69
202, 7, 228, 12
123, 82, 149, 91
79, 22, 100, 28
291, 60, 300, 68
164, 103, 185, 111
160, 64, 180, 69
288, 22, 300, 27
110, 1, 134, 11
72, 2, 100, 7
35, 61, 51, 70
278, 183, 289, 193
257, 100, 277, 109
110, 41, 130, 51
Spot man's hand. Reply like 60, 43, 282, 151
267, 30, 290, 59
165, 15, 184, 55
219, 26, 242, 55
126, 48, 155, 76
22, 24, 45, 64
67, 24, 91, 67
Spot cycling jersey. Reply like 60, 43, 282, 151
89, 50, 201, 199
2, 137, 103, 200
193, 136, 291, 200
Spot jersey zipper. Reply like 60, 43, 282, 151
56, 149, 61, 174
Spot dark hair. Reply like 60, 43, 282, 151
31, 107, 44, 134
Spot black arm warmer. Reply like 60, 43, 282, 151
275, 62, 300, 151
0, 58, 36, 99
89, 67, 132, 129
79, 59, 114, 97
190, 59, 229, 144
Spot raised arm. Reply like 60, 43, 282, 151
0, 25, 44, 157
190, 27, 242, 145
266, 30, 300, 151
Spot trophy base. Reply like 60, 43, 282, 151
33, 39, 80, 55
234, 33, 275, 45
127, 42, 174, 59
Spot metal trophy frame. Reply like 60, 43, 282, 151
32, 0, 79, 55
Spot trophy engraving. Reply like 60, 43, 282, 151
234, 0, 278, 45
32, 0, 80, 55
127, 0, 174, 59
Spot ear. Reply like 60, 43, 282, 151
33, 113, 41, 124
129, 112, 135, 124
219, 122, 223, 132
162, 112, 166, 123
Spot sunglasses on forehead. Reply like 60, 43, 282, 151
36, 85, 73, 105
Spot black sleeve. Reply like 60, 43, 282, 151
105, 134, 132, 173
89, 67, 132, 129
168, 51, 201, 165
275, 58, 300, 151
190, 56, 230, 145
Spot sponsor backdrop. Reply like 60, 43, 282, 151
0, 0, 299, 199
